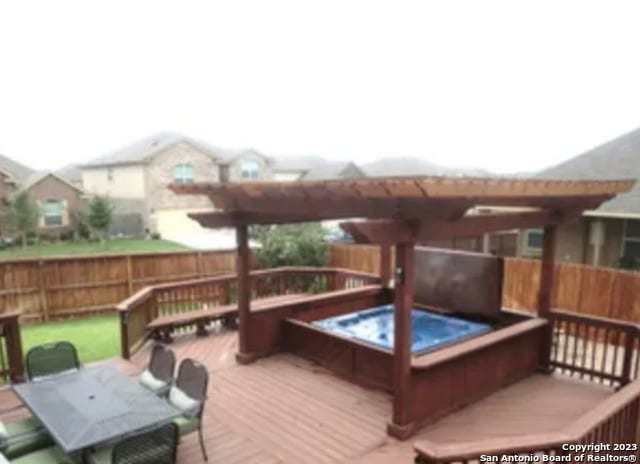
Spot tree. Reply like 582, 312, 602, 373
88, 196, 114, 243
8, 192, 39, 248
254, 223, 328, 268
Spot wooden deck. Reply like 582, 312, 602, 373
1, 327, 613, 463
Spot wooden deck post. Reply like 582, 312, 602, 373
379, 244, 391, 288
388, 241, 415, 439
235, 225, 255, 364
537, 225, 557, 371
1, 312, 25, 382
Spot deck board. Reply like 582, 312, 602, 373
2, 329, 613, 463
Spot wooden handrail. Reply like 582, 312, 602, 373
415, 378, 640, 462
117, 267, 380, 312
546, 308, 640, 387
550, 308, 640, 332
117, 266, 380, 358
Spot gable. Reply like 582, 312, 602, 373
23, 173, 84, 198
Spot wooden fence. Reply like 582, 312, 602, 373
0, 250, 243, 322
330, 244, 640, 323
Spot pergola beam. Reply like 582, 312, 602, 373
340, 209, 581, 245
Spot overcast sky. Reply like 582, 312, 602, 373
1, 1, 639, 174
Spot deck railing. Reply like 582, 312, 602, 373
117, 266, 380, 358
548, 309, 640, 388
415, 309, 640, 463
0, 312, 25, 383
415, 376, 640, 463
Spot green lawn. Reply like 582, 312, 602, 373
20, 315, 120, 364
0, 238, 190, 259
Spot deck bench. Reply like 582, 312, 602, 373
147, 293, 308, 343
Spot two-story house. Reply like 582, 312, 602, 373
0, 154, 86, 237
81, 133, 274, 240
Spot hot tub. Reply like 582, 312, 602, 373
312, 305, 491, 354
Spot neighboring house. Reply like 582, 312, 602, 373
0, 152, 85, 237
271, 156, 332, 181
301, 161, 365, 180
525, 126, 640, 268
20, 172, 86, 235
81, 133, 274, 239
362, 157, 492, 178
55, 164, 83, 189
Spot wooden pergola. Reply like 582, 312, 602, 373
172, 176, 633, 436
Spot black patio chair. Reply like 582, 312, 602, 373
139, 344, 175, 396
171, 359, 209, 461
25, 341, 80, 381
86, 422, 179, 464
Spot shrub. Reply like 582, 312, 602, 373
59, 230, 74, 241
150, 232, 161, 240
254, 223, 328, 268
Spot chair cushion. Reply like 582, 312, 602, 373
168, 387, 200, 418
10, 446, 71, 464
0, 420, 6, 443
0, 451, 8, 464
1, 418, 52, 460
139, 369, 168, 395
173, 416, 199, 436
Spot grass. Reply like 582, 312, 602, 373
20, 315, 120, 364
0, 238, 190, 260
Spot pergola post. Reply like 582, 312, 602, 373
235, 225, 254, 365
388, 241, 415, 439
537, 225, 557, 370
379, 244, 392, 288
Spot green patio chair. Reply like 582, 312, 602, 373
0, 417, 52, 460
169, 359, 209, 461
25, 342, 80, 381
86, 422, 178, 464
0, 446, 71, 464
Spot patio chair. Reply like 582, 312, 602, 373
139, 344, 175, 396
86, 422, 178, 464
170, 359, 209, 461
0, 417, 52, 460
25, 342, 80, 381
1, 445, 71, 463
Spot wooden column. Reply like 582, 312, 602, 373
537, 225, 557, 371
1, 312, 25, 382
387, 241, 415, 439
379, 244, 392, 288
235, 225, 254, 364
537, 225, 557, 318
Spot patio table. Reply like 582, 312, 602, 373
12, 364, 180, 454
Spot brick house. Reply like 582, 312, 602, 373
81, 133, 274, 239
0, 153, 86, 237
522, 126, 640, 268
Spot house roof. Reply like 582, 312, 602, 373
20, 171, 84, 194
271, 155, 333, 173
55, 164, 83, 184
171, 176, 634, 227
362, 157, 492, 178
84, 132, 272, 168
0, 153, 34, 181
301, 162, 365, 180
536, 126, 640, 215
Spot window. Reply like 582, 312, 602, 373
173, 164, 194, 184
107, 168, 114, 182
241, 160, 259, 180
622, 220, 640, 267
220, 165, 229, 183
43, 200, 63, 227
522, 228, 543, 255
